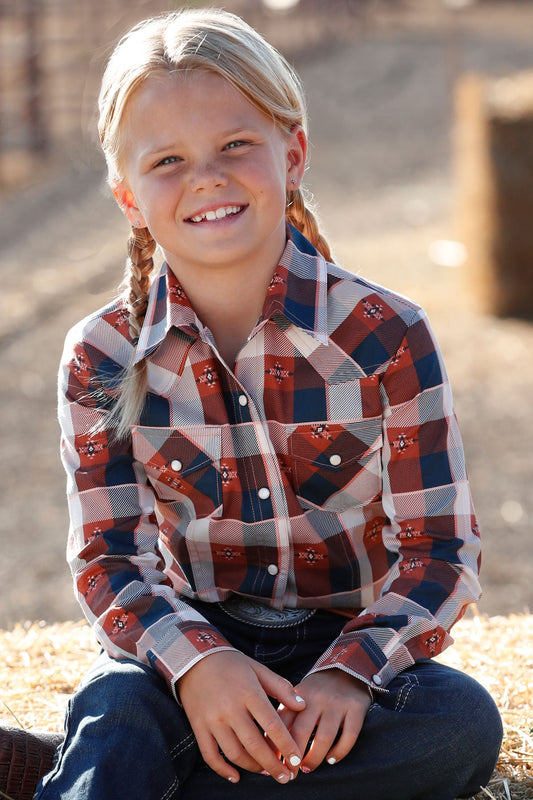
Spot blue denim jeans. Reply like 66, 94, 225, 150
35, 603, 502, 800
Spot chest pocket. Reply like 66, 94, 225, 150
131, 425, 222, 519
287, 419, 382, 512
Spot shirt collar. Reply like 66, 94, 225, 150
133, 225, 329, 364
262, 226, 329, 345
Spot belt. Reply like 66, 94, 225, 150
219, 596, 316, 628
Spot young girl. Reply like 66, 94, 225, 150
3, 7, 502, 800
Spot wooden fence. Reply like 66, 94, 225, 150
0, 0, 173, 188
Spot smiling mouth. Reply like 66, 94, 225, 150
186, 205, 246, 223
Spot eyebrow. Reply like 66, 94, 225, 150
139, 127, 264, 160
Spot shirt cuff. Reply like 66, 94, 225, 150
306, 629, 419, 691
140, 617, 237, 701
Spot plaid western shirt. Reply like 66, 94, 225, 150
59, 226, 481, 698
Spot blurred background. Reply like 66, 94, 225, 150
0, 0, 531, 628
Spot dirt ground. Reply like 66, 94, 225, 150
1, 1, 532, 628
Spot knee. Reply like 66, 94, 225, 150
451, 670, 503, 752
71, 654, 172, 730
397, 662, 503, 773
401, 663, 503, 796
428, 665, 503, 790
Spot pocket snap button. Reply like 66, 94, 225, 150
170, 459, 183, 472
258, 487, 271, 500
329, 454, 342, 467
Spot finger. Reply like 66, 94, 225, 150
194, 727, 241, 784
266, 706, 302, 781
276, 704, 298, 733
300, 711, 343, 772
258, 703, 305, 767
282, 709, 319, 764
213, 725, 263, 774
232, 715, 295, 784
253, 662, 306, 712
325, 707, 366, 766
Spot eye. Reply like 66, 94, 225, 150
155, 155, 181, 167
224, 140, 249, 150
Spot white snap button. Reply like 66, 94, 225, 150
267, 564, 279, 576
170, 459, 183, 472
329, 454, 342, 467
238, 394, 248, 407
258, 487, 270, 500
372, 674, 382, 686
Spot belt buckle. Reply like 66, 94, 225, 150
220, 597, 315, 628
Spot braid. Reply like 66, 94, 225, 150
286, 188, 332, 263
125, 225, 156, 340
111, 225, 157, 440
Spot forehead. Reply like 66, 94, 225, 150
121, 71, 275, 154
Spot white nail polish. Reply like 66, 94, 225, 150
289, 755, 301, 767
327, 757, 337, 765
295, 695, 305, 703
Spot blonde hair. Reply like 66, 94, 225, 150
98, 7, 332, 438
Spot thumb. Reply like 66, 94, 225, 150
251, 660, 306, 712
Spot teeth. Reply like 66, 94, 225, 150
190, 205, 242, 223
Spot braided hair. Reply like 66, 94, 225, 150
286, 188, 332, 262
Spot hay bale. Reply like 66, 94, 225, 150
454, 70, 533, 319
0, 614, 531, 799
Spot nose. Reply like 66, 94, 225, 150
188, 160, 227, 192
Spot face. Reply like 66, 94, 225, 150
115, 70, 307, 281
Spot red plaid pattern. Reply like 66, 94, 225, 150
58, 228, 481, 698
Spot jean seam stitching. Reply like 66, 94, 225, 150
394, 671, 420, 711
160, 775, 180, 800
254, 621, 302, 663
256, 643, 299, 662
395, 683, 413, 712
170, 731, 196, 758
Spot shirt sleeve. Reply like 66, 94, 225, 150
309, 306, 481, 691
58, 320, 236, 699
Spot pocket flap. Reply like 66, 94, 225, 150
132, 425, 221, 475
288, 419, 382, 470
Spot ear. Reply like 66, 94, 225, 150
110, 179, 147, 229
286, 124, 307, 191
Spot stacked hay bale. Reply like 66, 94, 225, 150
454, 70, 533, 319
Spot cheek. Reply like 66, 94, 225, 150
140, 184, 178, 219
255, 169, 287, 205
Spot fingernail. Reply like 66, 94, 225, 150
295, 695, 305, 703
327, 757, 337, 765
278, 773, 290, 784
301, 765, 311, 774
290, 772, 297, 781
261, 770, 269, 776
289, 755, 301, 767
278, 702, 286, 711
228, 775, 238, 782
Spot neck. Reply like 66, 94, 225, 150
167, 254, 282, 367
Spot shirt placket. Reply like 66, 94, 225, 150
219, 334, 292, 606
